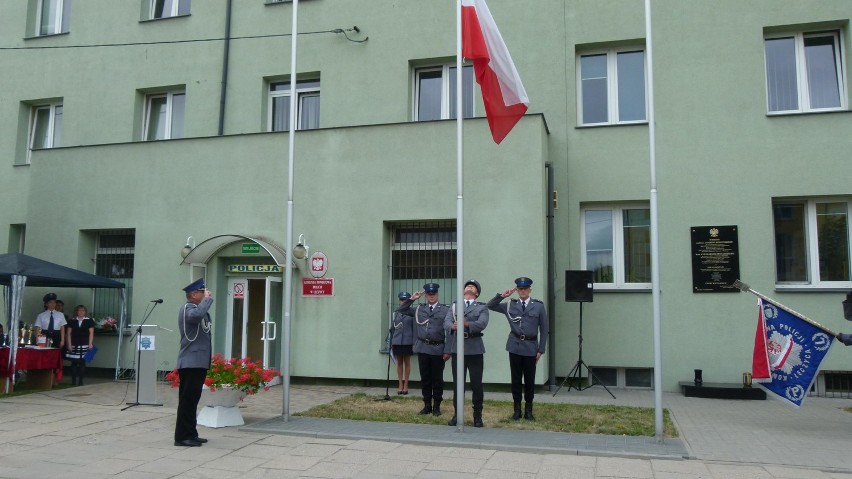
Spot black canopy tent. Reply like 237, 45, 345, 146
0, 253, 125, 393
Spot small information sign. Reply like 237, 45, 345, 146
241, 243, 261, 254
302, 278, 334, 296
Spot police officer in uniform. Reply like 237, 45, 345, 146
174, 278, 213, 447
390, 292, 415, 395
397, 283, 450, 416
487, 277, 549, 421
445, 279, 489, 427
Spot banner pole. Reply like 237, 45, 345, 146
733, 280, 838, 337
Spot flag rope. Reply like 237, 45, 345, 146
733, 279, 838, 337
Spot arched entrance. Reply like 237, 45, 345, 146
181, 235, 289, 376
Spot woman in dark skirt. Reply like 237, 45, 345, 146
66, 305, 95, 386
391, 292, 415, 395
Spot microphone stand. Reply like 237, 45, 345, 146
122, 301, 161, 411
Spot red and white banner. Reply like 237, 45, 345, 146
461, 0, 529, 144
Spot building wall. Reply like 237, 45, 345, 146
1, 0, 850, 391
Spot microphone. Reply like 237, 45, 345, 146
150, 299, 164, 304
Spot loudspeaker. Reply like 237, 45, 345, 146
565, 270, 593, 302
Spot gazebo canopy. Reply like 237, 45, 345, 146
0, 253, 125, 288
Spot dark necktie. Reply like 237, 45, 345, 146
48, 312, 55, 332
521, 301, 526, 312
429, 304, 434, 312
465, 301, 471, 309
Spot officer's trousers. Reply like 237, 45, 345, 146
508, 352, 537, 404
450, 353, 484, 413
417, 353, 445, 403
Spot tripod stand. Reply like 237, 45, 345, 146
122, 301, 163, 410
553, 303, 615, 398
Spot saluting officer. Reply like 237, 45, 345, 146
390, 292, 415, 395
445, 279, 489, 427
397, 283, 451, 416
487, 277, 549, 421
174, 279, 213, 447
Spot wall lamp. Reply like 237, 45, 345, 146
180, 236, 196, 259
293, 234, 309, 260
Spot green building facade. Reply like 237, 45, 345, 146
2, 0, 851, 392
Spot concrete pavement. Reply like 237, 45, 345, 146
0, 379, 851, 478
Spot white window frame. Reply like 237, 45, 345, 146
36, 0, 69, 36
413, 64, 474, 121
150, 0, 190, 20
28, 102, 62, 164
143, 90, 185, 141
577, 48, 647, 126
773, 198, 852, 289
580, 203, 651, 290
267, 79, 321, 131
764, 30, 847, 114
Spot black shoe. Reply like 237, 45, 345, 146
511, 410, 522, 420
524, 411, 535, 421
448, 416, 457, 426
401, 390, 408, 395
418, 406, 433, 415
193, 437, 208, 443
174, 439, 202, 447
473, 418, 484, 428
398, 390, 404, 395
432, 406, 442, 417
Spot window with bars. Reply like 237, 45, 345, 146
92, 230, 135, 326
386, 221, 458, 340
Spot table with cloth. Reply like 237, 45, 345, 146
0, 347, 63, 392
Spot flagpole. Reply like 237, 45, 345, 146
281, 0, 299, 421
644, 0, 664, 442
734, 280, 839, 336
455, 0, 466, 432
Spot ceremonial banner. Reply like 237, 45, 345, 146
753, 298, 834, 407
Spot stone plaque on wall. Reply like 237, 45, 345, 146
691, 225, 740, 293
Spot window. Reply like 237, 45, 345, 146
36, 0, 70, 36
414, 64, 473, 121
773, 199, 850, 286
143, 90, 185, 140
28, 102, 62, 163
764, 31, 845, 113
386, 221, 457, 343
92, 230, 135, 324
268, 79, 320, 131
578, 49, 646, 125
581, 204, 651, 288
150, 0, 190, 19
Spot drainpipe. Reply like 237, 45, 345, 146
217, 0, 233, 136
545, 161, 556, 390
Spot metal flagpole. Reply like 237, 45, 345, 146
644, 0, 664, 442
282, 0, 299, 421
455, 0, 466, 432
734, 280, 839, 337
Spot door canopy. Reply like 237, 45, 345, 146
179, 235, 290, 267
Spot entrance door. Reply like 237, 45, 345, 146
227, 277, 282, 376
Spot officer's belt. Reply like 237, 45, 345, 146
451, 331, 484, 339
511, 332, 537, 341
418, 337, 444, 345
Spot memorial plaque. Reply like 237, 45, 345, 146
691, 225, 740, 293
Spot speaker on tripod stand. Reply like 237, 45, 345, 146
553, 270, 615, 398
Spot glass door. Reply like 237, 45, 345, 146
263, 276, 283, 384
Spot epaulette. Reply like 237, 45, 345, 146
510, 298, 519, 302
531, 299, 543, 304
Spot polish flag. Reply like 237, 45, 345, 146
462, 0, 529, 144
